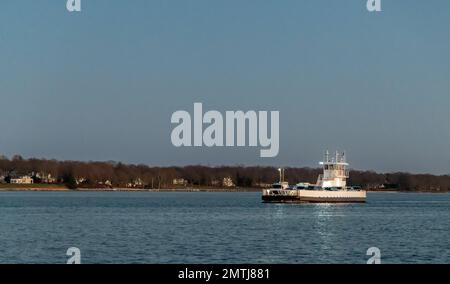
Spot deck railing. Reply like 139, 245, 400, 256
262, 189, 299, 197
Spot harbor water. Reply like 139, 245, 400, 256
0, 191, 449, 263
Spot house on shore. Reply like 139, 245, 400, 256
222, 177, 235, 187
38, 173, 57, 184
10, 176, 34, 184
173, 178, 188, 186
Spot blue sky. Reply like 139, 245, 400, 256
1, 0, 449, 174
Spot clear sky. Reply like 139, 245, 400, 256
1, 0, 449, 174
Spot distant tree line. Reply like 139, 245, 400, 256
0, 155, 449, 191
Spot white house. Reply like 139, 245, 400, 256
222, 177, 235, 187
173, 178, 187, 186
10, 176, 34, 184
42, 173, 57, 184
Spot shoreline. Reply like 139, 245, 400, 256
0, 187, 448, 193
0, 186, 260, 192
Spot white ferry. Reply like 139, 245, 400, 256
262, 151, 366, 203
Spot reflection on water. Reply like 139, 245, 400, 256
272, 204, 286, 219
313, 204, 338, 258
0, 191, 449, 263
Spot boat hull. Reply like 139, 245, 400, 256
262, 189, 366, 203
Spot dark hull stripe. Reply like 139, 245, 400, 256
262, 196, 366, 203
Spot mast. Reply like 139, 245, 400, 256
278, 168, 284, 183
325, 150, 330, 163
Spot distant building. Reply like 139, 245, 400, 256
134, 178, 144, 186
222, 177, 235, 187
10, 176, 34, 184
127, 178, 144, 188
0, 176, 6, 183
76, 177, 87, 185
31, 172, 57, 183
97, 180, 113, 187
36, 173, 57, 184
173, 178, 187, 186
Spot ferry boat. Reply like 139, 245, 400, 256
262, 151, 366, 203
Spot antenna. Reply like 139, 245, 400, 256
278, 168, 284, 183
